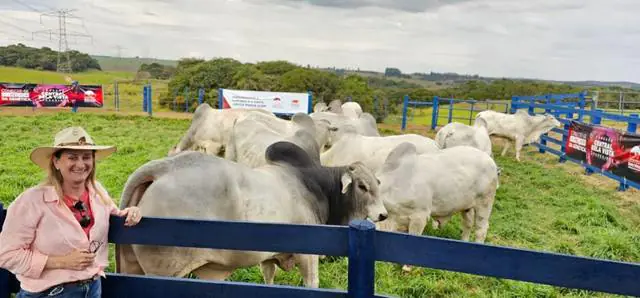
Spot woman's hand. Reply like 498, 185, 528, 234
119, 206, 142, 226
45, 249, 95, 270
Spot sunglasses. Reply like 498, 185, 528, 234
72, 201, 92, 228
89, 240, 102, 253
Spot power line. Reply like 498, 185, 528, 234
32, 9, 93, 73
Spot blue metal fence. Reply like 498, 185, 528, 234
1, 201, 640, 297
400, 95, 510, 130
511, 93, 640, 191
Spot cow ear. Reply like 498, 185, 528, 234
341, 172, 353, 194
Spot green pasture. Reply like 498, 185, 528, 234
0, 113, 638, 297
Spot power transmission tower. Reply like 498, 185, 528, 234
32, 9, 93, 73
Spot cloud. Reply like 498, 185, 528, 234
1, 0, 639, 83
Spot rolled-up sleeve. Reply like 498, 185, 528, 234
0, 193, 48, 278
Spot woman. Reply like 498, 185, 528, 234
0, 126, 143, 297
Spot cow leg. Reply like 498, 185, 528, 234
514, 135, 524, 162
403, 213, 429, 272
432, 215, 452, 230
260, 260, 277, 285
500, 139, 510, 156
461, 209, 475, 241
192, 263, 233, 281
116, 244, 145, 275
474, 188, 497, 243
295, 254, 320, 288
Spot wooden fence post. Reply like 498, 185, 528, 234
348, 219, 376, 298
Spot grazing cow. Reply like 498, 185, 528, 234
474, 110, 561, 161
115, 141, 388, 288
375, 142, 499, 271
168, 103, 274, 157
320, 124, 440, 173
225, 111, 324, 167
313, 101, 329, 113
435, 122, 492, 156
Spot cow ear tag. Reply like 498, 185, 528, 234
341, 173, 352, 194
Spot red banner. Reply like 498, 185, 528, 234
565, 121, 640, 184
0, 82, 104, 108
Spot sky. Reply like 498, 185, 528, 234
1, 0, 639, 83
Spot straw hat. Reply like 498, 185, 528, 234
30, 126, 117, 170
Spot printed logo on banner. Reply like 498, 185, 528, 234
565, 120, 640, 184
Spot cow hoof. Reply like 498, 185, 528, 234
401, 265, 413, 272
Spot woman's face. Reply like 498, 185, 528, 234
53, 149, 94, 184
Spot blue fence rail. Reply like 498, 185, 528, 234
400, 95, 510, 130
511, 93, 640, 191
1, 202, 640, 298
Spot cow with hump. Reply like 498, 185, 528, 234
115, 141, 388, 288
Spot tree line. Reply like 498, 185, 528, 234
0, 43, 101, 72
159, 57, 585, 120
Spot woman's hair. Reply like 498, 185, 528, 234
40, 149, 112, 205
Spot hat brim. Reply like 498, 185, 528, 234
30, 145, 117, 170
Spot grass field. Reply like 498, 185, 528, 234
1, 113, 639, 297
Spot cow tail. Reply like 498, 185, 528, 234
119, 159, 171, 209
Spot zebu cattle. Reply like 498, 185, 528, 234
320, 124, 440, 173
115, 141, 388, 288
310, 112, 380, 150
474, 110, 561, 161
435, 122, 492, 156
375, 142, 499, 271
341, 102, 363, 119
168, 103, 274, 157
224, 111, 325, 167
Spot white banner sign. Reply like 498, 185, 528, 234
220, 89, 311, 115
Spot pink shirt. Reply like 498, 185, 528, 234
0, 182, 125, 293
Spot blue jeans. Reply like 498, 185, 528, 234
16, 278, 101, 298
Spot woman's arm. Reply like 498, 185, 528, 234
0, 192, 48, 278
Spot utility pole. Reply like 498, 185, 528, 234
32, 9, 92, 73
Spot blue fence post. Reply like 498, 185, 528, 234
198, 88, 204, 105
510, 96, 518, 114
578, 92, 586, 122
218, 88, 224, 109
142, 85, 148, 112
401, 95, 409, 131
308, 91, 313, 114
528, 97, 535, 115
147, 84, 152, 117
447, 98, 454, 124
347, 219, 376, 298
373, 96, 378, 117
627, 114, 638, 133
559, 121, 570, 163
431, 96, 439, 130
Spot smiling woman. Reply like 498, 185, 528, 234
0, 126, 143, 298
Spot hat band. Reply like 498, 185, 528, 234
56, 141, 96, 146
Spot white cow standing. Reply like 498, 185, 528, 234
375, 142, 499, 271
341, 102, 363, 119
115, 142, 388, 288
435, 122, 492, 156
320, 124, 440, 173
168, 103, 275, 157
474, 109, 561, 161
225, 111, 325, 168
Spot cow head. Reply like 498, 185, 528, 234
323, 124, 358, 151
338, 161, 388, 224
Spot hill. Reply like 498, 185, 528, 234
92, 55, 178, 72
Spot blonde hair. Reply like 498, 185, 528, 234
40, 149, 112, 205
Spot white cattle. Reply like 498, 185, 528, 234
168, 103, 275, 157
375, 142, 499, 271
341, 102, 363, 119
225, 111, 324, 168
115, 141, 388, 288
310, 112, 380, 150
435, 122, 492, 156
320, 125, 440, 173
474, 110, 561, 161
